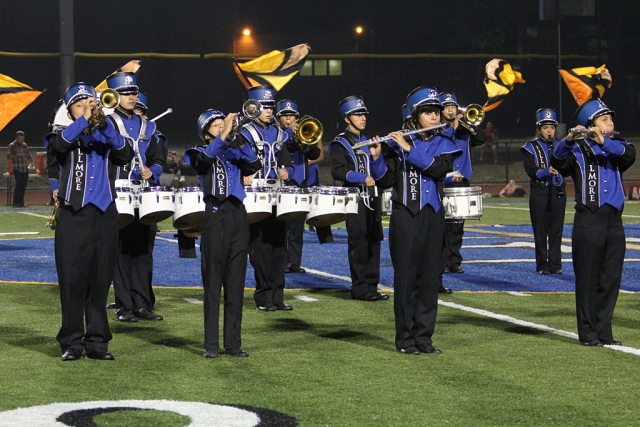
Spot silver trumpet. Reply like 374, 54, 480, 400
351, 124, 446, 150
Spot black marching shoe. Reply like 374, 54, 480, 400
550, 269, 562, 275
115, 308, 138, 322
275, 303, 293, 311
600, 339, 622, 346
107, 302, 122, 310
61, 349, 83, 361
538, 270, 550, 275
438, 286, 453, 294
416, 343, 442, 354
134, 308, 163, 321
580, 340, 603, 347
353, 292, 389, 302
257, 304, 277, 312
85, 350, 115, 360
225, 349, 249, 357
398, 346, 420, 355
449, 265, 465, 274
285, 263, 306, 273
203, 349, 219, 358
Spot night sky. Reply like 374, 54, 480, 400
1, 0, 639, 144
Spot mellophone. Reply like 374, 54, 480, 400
113, 181, 363, 235
381, 187, 483, 222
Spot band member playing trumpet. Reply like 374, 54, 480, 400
439, 92, 486, 281
551, 99, 635, 347
107, 72, 165, 323
241, 85, 296, 312
49, 83, 134, 361
187, 109, 261, 358
520, 108, 566, 275
371, 87, 461, 354
276, 99, 323, 274
329, 95, 388, 302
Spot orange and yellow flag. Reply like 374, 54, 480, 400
482, 59, 525, 112
559, 64, 611, 106
0, 73, 44, 132
233, 44, 310, 91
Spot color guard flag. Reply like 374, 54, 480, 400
559, 64, 611, 106
0, 73, 44, 133
95, 60, 142, 92
233, 44, 311, 91
482, 58, 525, 112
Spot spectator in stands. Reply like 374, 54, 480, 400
479, 122, 500, 164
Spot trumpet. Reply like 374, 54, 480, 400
99, 88, 120, 109
351, 124, 446, 150
235, 99, 263, 127
456, 104, 485, 134
294, 116, 323, 152
568, 127, 619, 137
46, 199, 60, 230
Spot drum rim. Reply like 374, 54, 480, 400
278, 187, 311, 194
443, 186, 482, 195
140, 186, 173, 192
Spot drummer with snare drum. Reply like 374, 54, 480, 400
107, 72, 165, 323
439, 92, 485, 284
241, 85, 296, 312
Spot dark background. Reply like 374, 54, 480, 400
1, 0, 639, 147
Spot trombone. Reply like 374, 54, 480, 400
99, 88, 120, 109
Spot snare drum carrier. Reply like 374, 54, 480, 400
110, 110, 174, 224
328, 130, 377, 212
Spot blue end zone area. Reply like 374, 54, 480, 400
3, 224, 640, 293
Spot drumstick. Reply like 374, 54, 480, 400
150, 108, 173, 122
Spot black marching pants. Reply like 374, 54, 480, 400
55, 203, 118, 353
345, 200, 382, 299
201, 200, 249, 352
250, 207, 287, 307
390, 203, 445, 350
572, 204, 625, 343
529, 185, 566, 272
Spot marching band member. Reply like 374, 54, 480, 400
187, 109, 261, 358
50, 83, 134, 361
551, 99, 635, 347
277, 99, 323, 274
520, 108, 566, 275
329, 95, 388, 302
241, 85, 296, 312
371, 87, 461, 354
439, 92, 486, 280
107, 72, 165, 322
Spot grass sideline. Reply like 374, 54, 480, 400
1, 199, 640, 425
1, 286, 640, 425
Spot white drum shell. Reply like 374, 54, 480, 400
114, 187, 135, 229
173, 187, 205, 230
343, 187, 361, 221
443, 186, 483, 220
381, 188, 393, 216
243, 186, 274, 224
276, 187, 311, 221
306, 186, 348, 227
138, 186, 175, 225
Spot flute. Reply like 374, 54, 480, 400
568, 127, 619, 137
351, 124, 446, 150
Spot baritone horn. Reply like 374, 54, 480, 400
99, 88, 120, 109
294, 116, 323, 151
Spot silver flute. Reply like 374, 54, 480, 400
351, 124, 447, 150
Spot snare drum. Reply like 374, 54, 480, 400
173, 187, 205, 230
443, 186, 483, 221
306, 186, 348, 227
343, 187, 360, 221
243, 186, 274, 224
138, 186, 175, 225
276, 187, 310, 221
114, 185, 135, 229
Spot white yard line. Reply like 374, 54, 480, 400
156, 235, 200, 248
16, 212, 48, 219
439, 300, 640, 356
